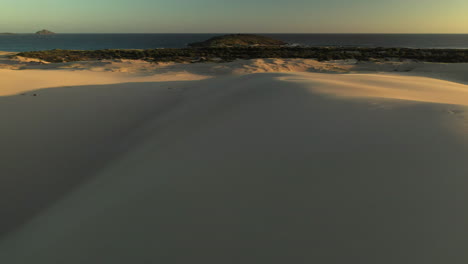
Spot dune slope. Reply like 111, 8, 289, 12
0, 68, 467, 263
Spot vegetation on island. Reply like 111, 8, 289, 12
16, 47, 468, 63
188, 34, 287, 47
35, 29, 56, 35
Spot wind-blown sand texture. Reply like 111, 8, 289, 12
0, 55, 467, 263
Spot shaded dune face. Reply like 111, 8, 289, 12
0, 72, 467, 264
0, 81, 187, 236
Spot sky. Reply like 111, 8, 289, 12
1, 0, 467, 33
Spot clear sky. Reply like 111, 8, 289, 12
1, 0, 467, 33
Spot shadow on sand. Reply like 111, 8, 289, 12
0, 73, 467, 263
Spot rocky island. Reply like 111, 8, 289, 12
188, 34, 287, 47
35, 29, 56, 35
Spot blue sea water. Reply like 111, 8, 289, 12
1, 34, 467, 52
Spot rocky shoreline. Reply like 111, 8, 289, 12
15, 46, 468, 63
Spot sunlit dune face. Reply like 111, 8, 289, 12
278, 73, 468, 106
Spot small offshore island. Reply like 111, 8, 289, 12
35, 29, 56, 35
188, 34, 287, 47
0, 29, 56, 35
15, 34, 468, 63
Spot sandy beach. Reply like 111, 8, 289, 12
0, 53, 467, 263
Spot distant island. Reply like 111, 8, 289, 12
35, 29, 56, 35
189, 34, 287, 47
0, 33, 15, 35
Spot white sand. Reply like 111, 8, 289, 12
0, 56, 467, 263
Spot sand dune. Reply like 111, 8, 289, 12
279, 72, 468, 106
0, 68, 209, 96
0, 57, 467, 263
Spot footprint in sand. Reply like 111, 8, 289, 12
446, 108, 468, 130
369, 101, 392, 110
447, 109, 463, 115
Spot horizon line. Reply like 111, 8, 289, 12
3, 32, 468, 35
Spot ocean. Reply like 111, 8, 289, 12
1, 34, 468, 52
